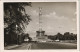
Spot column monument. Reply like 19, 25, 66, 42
36, 7, 45, 39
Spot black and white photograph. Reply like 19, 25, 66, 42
4, 2, 77, 50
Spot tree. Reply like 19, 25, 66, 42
70, 33, 77, 40
63, 32, 77, 40
4, 2, 32, 45
4, 2, 31, 32
28, 37, 32, 42
63, 32, 70, 40
48, 35, 55, 40
56, 32, 63, 40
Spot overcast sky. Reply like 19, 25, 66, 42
24, 2, 77, 37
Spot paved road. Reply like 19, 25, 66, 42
31, 42, 77, 49
11, 43, 32, 50
11, 42, 77, 50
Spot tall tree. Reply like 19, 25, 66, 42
4, 2, 31, 32
4, 2, 32, 45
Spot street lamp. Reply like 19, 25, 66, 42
16, 25, 19, 45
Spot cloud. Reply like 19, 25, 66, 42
43, 11, 56, 17
72, 18, 76, 21
74, 11, 77, 15
71, 29, 76, 31
42, 11, 68, 20
31, 10, 38, 16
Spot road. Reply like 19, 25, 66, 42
11, 42, 77, 50
10, 43, 32, 50
31, 42, 77, 49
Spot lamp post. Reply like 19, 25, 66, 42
16, 24, 19, 45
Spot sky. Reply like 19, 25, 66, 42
24, 2, 77, 37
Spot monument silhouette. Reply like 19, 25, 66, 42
36, 7, 48, 41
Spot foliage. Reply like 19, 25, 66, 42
48, 32, 77, 40
4, 2, 31, 33
4, 2, 32, 45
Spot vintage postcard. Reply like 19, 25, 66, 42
0, 0, 79, 52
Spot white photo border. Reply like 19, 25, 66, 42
0, 0, 79, 52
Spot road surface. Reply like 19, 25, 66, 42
10, 42, 77, 50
